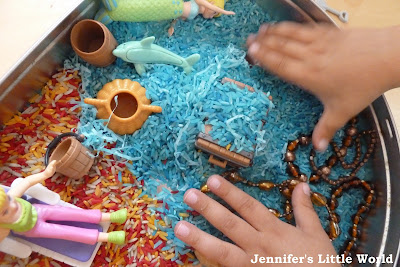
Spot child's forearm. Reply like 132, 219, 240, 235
382, 25, 400, 90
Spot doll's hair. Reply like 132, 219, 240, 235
208, 0, 226, 17
0, 187, 6, 210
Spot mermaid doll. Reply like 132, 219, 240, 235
95, 0, 234, 25
0, 161, 127, 245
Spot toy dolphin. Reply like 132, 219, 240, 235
113, 36, 201, 76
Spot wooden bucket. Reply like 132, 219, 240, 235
46, 133, 94, 179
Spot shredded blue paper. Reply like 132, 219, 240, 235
64, 0, 373, 261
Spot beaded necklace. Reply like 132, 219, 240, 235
201, 118, 377, 258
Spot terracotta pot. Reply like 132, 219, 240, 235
70, 19, 118, 67
48, 135, 94, 179
84, 79, 162, 135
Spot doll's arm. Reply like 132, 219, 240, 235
8, 161, 57, 198
195, 0, 235, 15
0, 228, 11, 242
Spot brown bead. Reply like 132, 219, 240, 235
345, 240, 355, 252
339, 147, 347, 157
287, 139, 299, 151
285, 212, 293, 221
329, 221, 341, 239
200, 183, 210, 193
352, 214, 362, 224
330, 198, 338, 210
343, 136, 353, 147
299, 135, 311, 146
285, 205, 293, 221
342, 183, 350, 189
333, 187, 343, 198
343, 250, 350, 258
327, 155, 338, 167
284, 151, 296, 162
225, 172, 243, 183
346, 126, 358, 136
285, 213, 293, 221
320, 165, 331, 176
282, 187, 292, 198
358, 205, 369, 213
246, 181, 256, 186
269, 208, 280, 217
311, 192, 327, 206
298, 173, 308, 183
331, 213, 341, 223
286, 163, 300, 177
350, 225, 360, 238
258, 180, 275, 191
288, 179, 300, 190
366, 193, 374, 204
309, 173, 320, 183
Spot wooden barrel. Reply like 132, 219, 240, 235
49, 137, 94, 179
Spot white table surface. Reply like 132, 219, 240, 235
1, 0, 400, 135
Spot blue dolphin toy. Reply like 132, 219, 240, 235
112, 36, 201, 76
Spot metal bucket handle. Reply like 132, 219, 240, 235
45, 132, 85, 166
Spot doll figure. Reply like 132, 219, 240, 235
95, 0, 234, 25
0, 161, 127, 245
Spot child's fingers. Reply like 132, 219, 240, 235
257, 35, 309, 60
291, 183, 326, 236
312, 108, 348, 151
206, 175, 281, 231
259, 22, 322, 44
183, 189, 258, 248
246, 33, 257, 47
174, 221, 248, 266
247, 45, 304, 84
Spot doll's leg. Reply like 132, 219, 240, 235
22, 222, 126, 245
22, 221, 100, 245
34, 204, 128, 224
34, 204, 102, 224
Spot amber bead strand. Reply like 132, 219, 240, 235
285, 135, 311, 182
308, 128, 376, 185
329, 178, 376, 258
347, 131, 377, 177
199, 119, 376, 257
201, 171, 298, 219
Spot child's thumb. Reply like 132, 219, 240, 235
292, 183, 326, 235
312, 109, 348, 151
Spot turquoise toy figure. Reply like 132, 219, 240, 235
113, 36, 201, 75
96, 0, 234, 25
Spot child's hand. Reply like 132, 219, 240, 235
175, 175, 339, 267
44, 160, 57, 177
247, 22, 400, 151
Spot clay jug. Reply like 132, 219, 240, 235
84, 79, 162, 135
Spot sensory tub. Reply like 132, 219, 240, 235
0, 0, 377, 266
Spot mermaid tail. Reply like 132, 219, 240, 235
102, 0, 118, 11
95, 0, 184, 24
